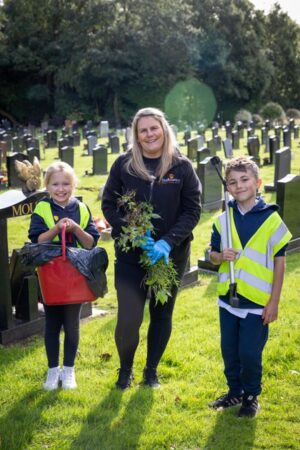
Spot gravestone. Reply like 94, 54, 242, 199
222, 139, 233, 159
183, 129, 191, 145
12, 136, 22, 152
283, 128, 292, 149
46, 130, 58, 149
27, 147, 41, 163
294, 125, 299, 140
268, 135, 279, 165
0, 141, 9, 167
236, 121, 244, 139
206, 138, 216, 156
197, 156, 223, 211
58, 137, 70, 151
72, 131, 81, 146
213, 135, 222, 151
264, 147, 291, 192
7, 153, 29, 188
59, 146, 74, 167
232, 130, 239, 149
247, 136, 260, 165
247, 127, 254, 138
261, 127, 268, 145
225, 121, 232, 139
25, 138, 40, 151
125, 127, 132, 144
109, 135, 120, 154
99, 121, 109, 138
93, 145, 107, 175
87, 134, 98, 156
276, 174, 300, 252
274, 125, 281, 142
187, 136, 199, 161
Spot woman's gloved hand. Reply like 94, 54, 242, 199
135, 230, 154, 251
147, 239, 171, 265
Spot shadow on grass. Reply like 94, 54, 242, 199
203, 408, 257, 450
0, 389, 59, 450
70, 386, 154, 450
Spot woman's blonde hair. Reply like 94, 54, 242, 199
126, 107, 178, 181
44, 161, 78, 190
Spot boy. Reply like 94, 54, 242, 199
208, 156, 291, 417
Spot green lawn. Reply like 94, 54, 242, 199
0, 130, 299, 449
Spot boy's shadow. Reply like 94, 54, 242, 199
0, 389, 59, 450
70, 385, 154, 450
204, 408, 257, 450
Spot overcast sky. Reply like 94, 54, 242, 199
250, 0, 300, 24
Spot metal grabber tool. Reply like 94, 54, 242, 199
210, 156, 239, 307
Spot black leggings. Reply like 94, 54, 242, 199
114, 249, 189, 370
44, 303, 82, 368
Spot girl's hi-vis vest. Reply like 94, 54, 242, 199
215, 208, 292, 306
33, 200, 90, 246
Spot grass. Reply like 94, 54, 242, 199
0, 130, 300, 449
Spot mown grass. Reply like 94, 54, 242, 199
0, 130, 299, 449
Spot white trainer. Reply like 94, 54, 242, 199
61, 366, 77, 389
43, 367, 61, 391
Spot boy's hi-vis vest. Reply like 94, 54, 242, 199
34, 200, 90, 246
215, 209, 292, 306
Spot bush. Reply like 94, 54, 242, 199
286, 108, 300, 119
234, 109, 252, 125
259, 102, 285, 122
252, 114, 263, 126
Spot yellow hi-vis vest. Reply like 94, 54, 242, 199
215, 209, 292, 306
33, 200, 90, 246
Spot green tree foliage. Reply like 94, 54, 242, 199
259, 101, 285, 121
0, 0, 299, 124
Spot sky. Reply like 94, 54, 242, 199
250, 0, 300, 24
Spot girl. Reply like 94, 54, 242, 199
29, 162, 100, 390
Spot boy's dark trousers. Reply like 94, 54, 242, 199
219, 307, 269, 397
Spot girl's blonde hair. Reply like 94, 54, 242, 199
126, 107, 178, 181
44, 162, 78, 190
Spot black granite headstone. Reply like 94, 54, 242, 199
93, 145, 107, 175
59, 146, 74, 167
247, 136, 260, 165
46, 130, 58, 149
268, 135, 279, 165
198, 156, 223, 211
232, 130, 239, 149
277, 174, 300, 240
264, 146, 291, 192
283, 128, 292, 149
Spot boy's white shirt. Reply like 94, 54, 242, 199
218, 200, 263, 318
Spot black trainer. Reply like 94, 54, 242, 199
208, 392, 243, 410
238, 394, 260, 418
142, 367, 160, 388
115, 368, 134, 390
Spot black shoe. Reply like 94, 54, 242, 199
208, 392, 243, 410
142, 367, 160, 388
238, 394, 260, 418
115, 368, 134, 390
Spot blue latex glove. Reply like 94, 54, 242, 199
147, 239, 171, 265
136, 230, 154, 251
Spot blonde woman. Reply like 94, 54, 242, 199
102, 107, 201, 389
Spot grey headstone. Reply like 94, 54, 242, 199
87, 135, 98, 156
187, 137, 199, 161
99, 121, 109, 138
59, 146, 74, 167
109, 135, 120, 154
93, 145, 107, 175
265, 146, 291, 192
222, 139, 233, 159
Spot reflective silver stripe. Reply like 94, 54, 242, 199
235, 269, 272, 293
269, 222, 289, 250
219, 269, 272, 293
243, 247, 273, 271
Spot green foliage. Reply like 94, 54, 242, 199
260, 101, 285, 121
252, 113, 263, 126
286, 108, 300, 119
117, 190, 179, 305
234, 109, 252, 125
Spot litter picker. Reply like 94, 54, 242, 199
210, 156, 239, 307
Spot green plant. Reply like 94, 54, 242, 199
117, 191, 179, 304
234, 109, 252, 125
260, 102, 285, 121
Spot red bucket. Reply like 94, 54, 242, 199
37, 224, 97, 305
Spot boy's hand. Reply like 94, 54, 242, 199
262, 301, 279, 325
222, 248, 239, 262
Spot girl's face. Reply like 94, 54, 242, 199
47, 171, 74, 206
137, 116, 165, 158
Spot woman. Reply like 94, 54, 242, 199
102, 107, 201, 389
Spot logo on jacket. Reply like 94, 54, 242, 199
161, 172, 180, 184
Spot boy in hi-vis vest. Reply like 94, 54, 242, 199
208, 156, 291, 417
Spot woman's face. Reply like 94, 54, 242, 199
137, 116, 164, 158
